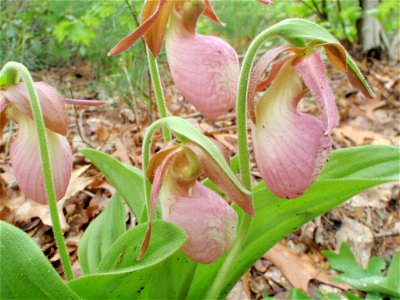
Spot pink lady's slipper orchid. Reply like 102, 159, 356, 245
247, 45, 374, 199
109, 1, 268, 119
140, 140, 254, 263
108, 0, 224, 57
108, 0, 271, 57
0, 82, 104, 204
165, 0, 239, 119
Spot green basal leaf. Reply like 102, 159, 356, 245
68, 268, 154, 300
323, 244, 400, 298
78, 192, 126, 274
290, 288, 312, 299
188, 145, 399, 299
80, 148, 145, 221
69, 220, 187, 299
345, 291, 364, 300
97, 219, 187, 272
0, 221, 79, 299
153, 117, 250, 196
145, 251, 197, 299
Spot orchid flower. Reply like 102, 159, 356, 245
247, 44, 374, 199
0, 82, 104, 204
164, 0, 239, 119
140, 140, 254, 263
108, 0, 224, 57
109, 1, 269, 119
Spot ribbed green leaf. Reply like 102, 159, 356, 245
188, 145, 400, 299
0, 221, 79, 299
69, 220, 187, 299
78, 192, 126, 274
80, 148, 145, 220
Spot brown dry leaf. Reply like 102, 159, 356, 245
348, 184, 394, 209
333, 125, 392, 145
336, 217, 374, 268
214, 133, 238, 154
363, 97, 386, 121
227, 281, 251, 300
0, 165, 92, 230
263, 243, 351, 293
112, 137, 132, 165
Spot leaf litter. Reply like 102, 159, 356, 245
0, 56, 398, 298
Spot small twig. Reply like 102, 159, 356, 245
124, 0, 154, 124
69, 87, 96, 148
97, 124, 115, 151
122, 65, 140, 130
375, 231, 400, 238
74, 106, 96, 148
300, 0, 326, 21
181, 112, 203, 119
4, 120, 14, 158
336, 0, 351, 44
310, 0, 326, 20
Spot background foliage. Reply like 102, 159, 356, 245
1, 0, 398, 104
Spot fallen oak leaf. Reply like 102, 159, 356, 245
263, 243, 351, 293
0, 165, 92, 230
333, 125, 392, 146
362, 95, 386, 121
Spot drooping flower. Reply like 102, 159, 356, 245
165, 0, 239, 119
108, 0, 272, 56
140, 140, 254, 263
108, 0, 269, 119
247, 45, 374, 199
0, 82, 104, 204
108, 0, 224, 57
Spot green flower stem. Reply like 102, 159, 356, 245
146, 48, 171, 143
206, 25, 282, 299
0, 62, 74, 281
141, 119, 164, 222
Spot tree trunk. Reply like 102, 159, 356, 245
359, 0, 392, 60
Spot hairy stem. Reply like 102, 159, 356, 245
141, 118, 164, 222
146, 48, 171, 142
0, 62, 74, 281
206, 25, 282, 299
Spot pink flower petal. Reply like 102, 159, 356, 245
184, 142, 255, 216
247, 46, 291, 123
295, 50, 338, 133
254, 62, 331, 199
257, 0, 273, 4
3, 82, 68, 135
141, 144, 238, 263
0, 96, 8, 113
10, 109, 72, 204
139, 146, 201, 260
166, 27, 239, 119
162, 182, 237, 264
108, 0, 172, 57
0, 96, 9, 133
203, 0, 225, 26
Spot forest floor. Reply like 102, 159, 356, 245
1, 56, 399, 299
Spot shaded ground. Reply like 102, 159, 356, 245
0, 56, 399, 298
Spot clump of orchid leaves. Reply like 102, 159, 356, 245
1, 1, 399, 299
